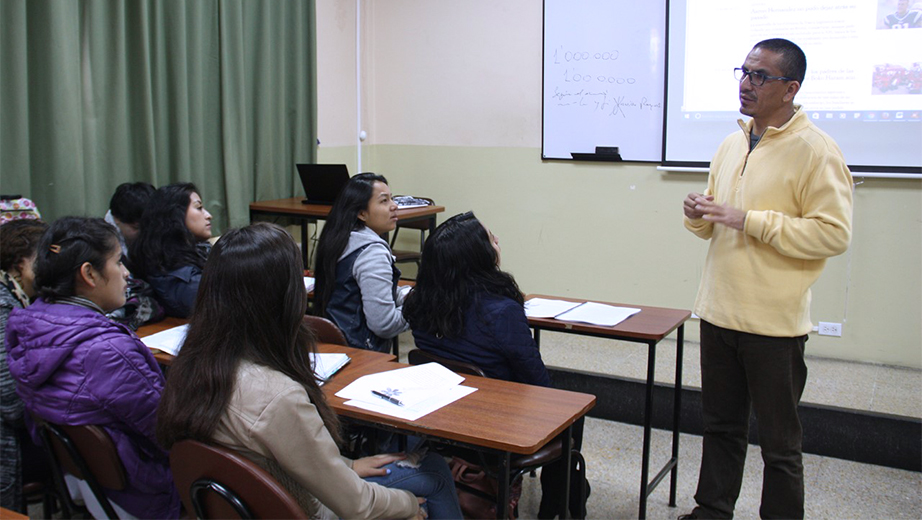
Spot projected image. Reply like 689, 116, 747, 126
872, 63, 922, 94
878, 0, 922, 29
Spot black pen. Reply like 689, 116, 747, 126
372, 390, 404, 407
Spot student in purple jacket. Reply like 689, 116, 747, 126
403, 211, 588, 519
5, 216, 181, 519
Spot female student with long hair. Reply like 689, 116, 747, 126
314, 173, 408, 352
129, 182, 212, 318
5, 217, 180, 519
403, 211, 586, 518
157, 222, 461, 519
0, 219, 48, 513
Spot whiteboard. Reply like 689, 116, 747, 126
542, 0, 667, 162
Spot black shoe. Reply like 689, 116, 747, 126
677, 514, 698, 520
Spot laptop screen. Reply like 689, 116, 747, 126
296, 164, 350, 205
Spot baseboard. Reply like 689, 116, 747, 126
548, 367, 922, 472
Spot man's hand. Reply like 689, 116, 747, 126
695, 198, 747, 231
352, 453, 406, 477
683, 192, 714, 219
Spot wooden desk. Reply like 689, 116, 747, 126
0, 507, 29, 519
526, 294, 691, 519
249, 197, 445, 265
323, 344, 596, 519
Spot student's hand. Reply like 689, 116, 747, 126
415, 498, 428, 520
353, 453, 406, 477
683, 192, 714, 219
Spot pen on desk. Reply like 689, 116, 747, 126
372, 390, 404, 407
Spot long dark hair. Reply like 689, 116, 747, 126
129, 183, 207, 279
33, 217, 119, 301
403, 211, 523, 338
157, 223, 342, 448
313, 173, 388, 316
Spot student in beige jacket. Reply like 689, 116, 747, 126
158, 223, 461, 519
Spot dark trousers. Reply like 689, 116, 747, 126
692, 320, 807, 519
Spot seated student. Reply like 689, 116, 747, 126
104, 182, 164, 330
403, 211, 586, 519
104, 181, 155, 259
157, 223, 461, 519
129, 182, 212, 318
314, 173, 409, 352
0, 219, 49, 513
5, 217, 181, 519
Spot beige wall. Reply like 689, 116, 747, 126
317, 0, 922, 368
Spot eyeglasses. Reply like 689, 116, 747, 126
734, 67, 796, 87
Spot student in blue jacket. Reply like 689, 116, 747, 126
404, 211, 587, 518
130, 183, 212, 318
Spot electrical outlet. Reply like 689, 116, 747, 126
818, 322, 842, 337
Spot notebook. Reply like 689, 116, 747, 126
296, 164, 350, 205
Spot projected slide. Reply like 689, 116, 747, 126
666, 0, 922, 170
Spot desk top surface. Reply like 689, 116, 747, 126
525, 294, 691, 342
250, 197, 445, 220
139, 321, 594, 455
321, 344, 595, 454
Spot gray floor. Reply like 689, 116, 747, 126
399, 329, 922, 519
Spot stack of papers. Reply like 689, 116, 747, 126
525, 298, 641, 327
139, 324, 189, 356
310, 352, 350, 385
335, 362, 477, 421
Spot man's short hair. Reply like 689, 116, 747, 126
753, 38, 807, 84
109, 182, 155, 224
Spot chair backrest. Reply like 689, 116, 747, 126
36, 420, 128, 519
303, 315, 348, 346
407, 349, 487, 378
170, 439, 308, 520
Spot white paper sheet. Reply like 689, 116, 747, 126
304, 276, 315, 292
139, 324, 188, 356
344, 385, 478, 421
554, 301, 641, 327
309, 352, 350, 385
524, 298, 583, 318
336, 362, 465, 408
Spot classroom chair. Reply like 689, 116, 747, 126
303, 315, 348, 346
35, 419, 132, 519
170, 439, 307, 519
407, 348, 589, 519
389, 197, 434, 279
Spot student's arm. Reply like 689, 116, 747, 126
353, 244, 409, 339
85, 333, 166, 452
0, 302, 24, 426
492, 300, 551, 387
249, 386, 418, 520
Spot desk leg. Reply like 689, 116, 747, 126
561, 424, 573, 520
533, 328, 541, 349
496, 452, 510, 519
670, 324, 685, 507
639, 340, 657, 519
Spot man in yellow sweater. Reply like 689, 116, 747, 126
680, 39, 853, 519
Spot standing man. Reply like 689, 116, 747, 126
680, 39, 853, 519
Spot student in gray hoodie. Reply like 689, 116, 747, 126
314, 173, 409, 352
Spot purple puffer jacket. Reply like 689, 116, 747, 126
5, 299, 180, 519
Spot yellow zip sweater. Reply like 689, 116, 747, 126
684, 106, 853, 337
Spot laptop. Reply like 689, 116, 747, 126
296, 164, 350, 205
